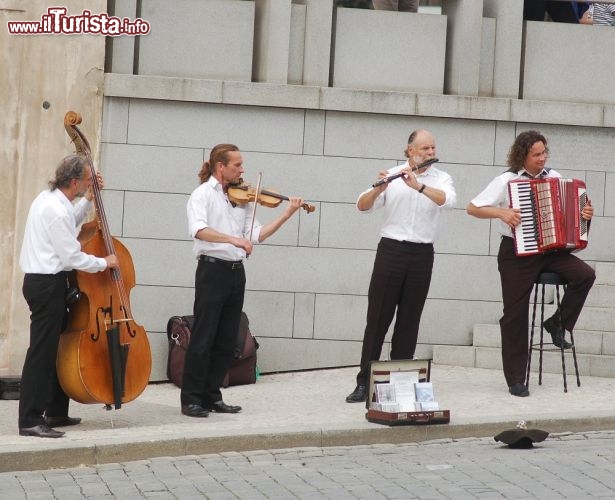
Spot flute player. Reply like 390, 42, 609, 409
346, 129, 456, 403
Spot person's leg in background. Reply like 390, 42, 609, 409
373, 0, 398, 11
398, 0, 419, 12
373, 0, 419, 12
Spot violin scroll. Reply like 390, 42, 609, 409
301, 202, 316, 213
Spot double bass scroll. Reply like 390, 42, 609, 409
58, 111, 152, 409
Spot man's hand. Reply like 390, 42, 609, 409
85, 172, 104, 201
230, 236, 253, 256
400, 165, 422, 191
582, 200, 594, 221
104, 254, 120, 269
284, 197, 304, 217
499, 207, 522, 228
373, 170, 390, 192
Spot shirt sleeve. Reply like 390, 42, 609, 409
48, 212, 107, 273
438, 172, 457, 209
73, 197, 92, 226
470, 175, 508, 208
187, 189, 209, 238
240, 204, 262, 243
356, 187, 385, 213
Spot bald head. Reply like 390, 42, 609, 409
405, 129, 436, 166
408, 129, 433, 146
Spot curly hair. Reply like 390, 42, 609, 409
507, 130, 548, 172
48, 154, 87, 190
198, 144, 240, 184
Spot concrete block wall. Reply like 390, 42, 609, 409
107, 0, 615, 107
332, 8, 447, 93
137, 0, 255, 81
100, 78, 615, 381
523, 21, 615, 104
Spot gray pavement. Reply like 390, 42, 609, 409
2, 365, 615, 474
4, 432, 615, 499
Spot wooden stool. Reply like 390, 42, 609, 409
525, 272, 580, 392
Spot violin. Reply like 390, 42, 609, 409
227, 180, 316, 213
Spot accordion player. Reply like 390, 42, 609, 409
508, 177, 589, 256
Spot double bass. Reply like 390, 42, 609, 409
57, 111, 152, 409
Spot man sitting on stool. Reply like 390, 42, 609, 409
467, 130, 595, 397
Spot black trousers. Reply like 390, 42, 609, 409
356, 237, 434, 386
524, 0, 579, 22
19, 273, 70, 428
181, 258, 245, 406
497, 237, 595, 386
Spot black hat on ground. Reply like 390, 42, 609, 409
494, 421, 549, 449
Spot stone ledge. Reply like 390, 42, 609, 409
104, 73, 615, 128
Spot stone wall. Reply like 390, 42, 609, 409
1, 0, 107, 376
100, 78, 615, 379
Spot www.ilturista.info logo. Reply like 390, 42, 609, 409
7, 7, 150, 36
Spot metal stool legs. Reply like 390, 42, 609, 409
525, 273, 581, 392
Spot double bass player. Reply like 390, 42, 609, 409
18, 155, 118, 438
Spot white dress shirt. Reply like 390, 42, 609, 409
470, 168, 561, 237
357, 162, 456, 243
187, 176, 262, 261
19, 188, 107, 274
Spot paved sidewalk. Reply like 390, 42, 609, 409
2, 365, 615, 473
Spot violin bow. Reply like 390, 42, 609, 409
247, 172, 263, 247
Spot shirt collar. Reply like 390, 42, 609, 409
520, 168, 548, 179
207, 176, 223, 191
52, 187, 74, 210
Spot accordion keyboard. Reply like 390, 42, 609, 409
509, 181, 539, 255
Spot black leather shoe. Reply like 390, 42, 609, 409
44, 415, 82, 427
208, 401, 241, 413
543, 316, 573, 349
181, 404, 209, 418
19, 424, 65, 438
509, 383, 530, 397
346, 384, 367, 403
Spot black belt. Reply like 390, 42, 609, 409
25, 271, 68, 278
199, 255, 243, 269
381, 237, 434, 249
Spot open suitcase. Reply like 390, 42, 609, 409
365, 359, 450, 426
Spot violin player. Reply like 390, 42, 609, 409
182, 144, 304, 418
346, 129, 456, 403
18, 155, 119, 438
